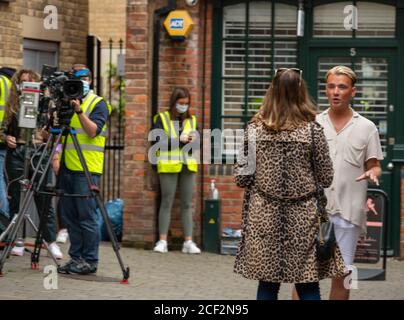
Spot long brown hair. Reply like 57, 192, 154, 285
4, 69, 40, 125
168, 87, 191, 120
256, 69, 317, 131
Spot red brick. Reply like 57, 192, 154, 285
123, 1, 218, 245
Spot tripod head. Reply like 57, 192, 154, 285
46, 102, 75, 130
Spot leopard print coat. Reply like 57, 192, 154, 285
233, 119, 345, 283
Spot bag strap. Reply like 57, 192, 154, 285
310, 123, 325, 221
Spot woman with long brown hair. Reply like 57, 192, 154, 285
233, 68, 345, 300
151, 87, 201, 254
0, 69, 62, 259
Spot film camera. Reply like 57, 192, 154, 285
19, 65, 84, 129
39, 65, 84, 127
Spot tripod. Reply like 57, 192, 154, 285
0, 125, 130, 283
0, 137, 61, 268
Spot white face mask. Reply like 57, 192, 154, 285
176, 103, 189, 114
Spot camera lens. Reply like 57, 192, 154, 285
63, 79, 83, 99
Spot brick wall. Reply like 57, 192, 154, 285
0, 0, 88, 70
123, 0, 154, 247
123, 0, 245, 248
89, 0, 126, 46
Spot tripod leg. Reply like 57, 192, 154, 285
0, 188, 36, 274
31, 192, 53, 269
0, 213, 20, 243
0, 133, 63, 275
69, 131, 129, 283
25, 211, 59, 267
31, 223, 44, 269
30, 133, 63, 267
12, 134, 61, 230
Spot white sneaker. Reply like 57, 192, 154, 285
11, 244, 25, 256
56, 229, 69, 244
153, 240, 168, 253
182, 240, 201, 254
48, 242, 63, 260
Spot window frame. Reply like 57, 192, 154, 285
211, 0, 298, 159
23, 38, 59, 73
311, 0, 397, 39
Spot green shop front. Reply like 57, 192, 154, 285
211, 0, 404, 256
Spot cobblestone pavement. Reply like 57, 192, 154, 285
0, 241, 403, 300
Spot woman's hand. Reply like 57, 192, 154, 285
52, 157, 60, 175
188, 131, 197, 142
180, 134, 189, 144
5, 135, 16, 149
40, 127, 50, 140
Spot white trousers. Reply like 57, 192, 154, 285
330, 214, 361, 267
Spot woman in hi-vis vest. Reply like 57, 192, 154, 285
152, 87, 201, 254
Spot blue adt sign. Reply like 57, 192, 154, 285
170, 18, 184, 29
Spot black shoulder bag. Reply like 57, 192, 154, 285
310, 123, 336, 263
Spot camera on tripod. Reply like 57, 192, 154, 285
18, 65, 84, 129
36, 65, 84, 129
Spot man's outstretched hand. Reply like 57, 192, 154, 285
355, 169, 379, 186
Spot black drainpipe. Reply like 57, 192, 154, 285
200, 0, 208, 247
152, 0, 176, 244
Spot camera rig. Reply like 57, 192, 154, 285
18, 65, 84, 130
0, 65, 130, 283
39, 65, 84, 129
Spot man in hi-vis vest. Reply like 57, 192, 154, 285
0, 66, 15, 222
58, 65, 110, 275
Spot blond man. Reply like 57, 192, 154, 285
317, 66, 383, 299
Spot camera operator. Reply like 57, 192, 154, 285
0, 69, 62, 259
0, 66, 16, 225
57, 64, 110, 275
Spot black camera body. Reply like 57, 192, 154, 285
39, 65, 84, 128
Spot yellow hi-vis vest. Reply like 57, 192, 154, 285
0, 75, 11, 127
153, 111, 198, 173
64, 92, 109, 174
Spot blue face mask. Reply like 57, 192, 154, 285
81, 80, 90, 96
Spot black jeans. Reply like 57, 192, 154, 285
5, 145, 57, 243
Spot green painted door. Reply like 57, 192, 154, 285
307, 47, 398, 254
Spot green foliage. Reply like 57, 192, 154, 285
105, 63, 125, 116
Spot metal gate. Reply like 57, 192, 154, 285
87, 36, 125, 201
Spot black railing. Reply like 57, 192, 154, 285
103, 137, 124, 201
96, 38, 125, 201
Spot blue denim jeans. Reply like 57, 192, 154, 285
5, 145, 56, 242
0, 148, 9, 218
257, 281, 321, 300
58, 167, 100, 264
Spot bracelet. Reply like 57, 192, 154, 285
75, 109, 83, 115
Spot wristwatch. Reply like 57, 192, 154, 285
75, 109, 83, 115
